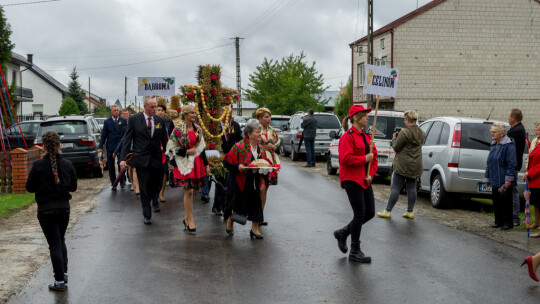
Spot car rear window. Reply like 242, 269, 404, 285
314, 115, 340, 129
366, 116, 405, 140
41, 121, 87, 135
461, 123, 493, 151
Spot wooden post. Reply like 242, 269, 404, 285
366, 95, 380, 176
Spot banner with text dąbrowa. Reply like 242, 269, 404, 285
138, 77, 175, 96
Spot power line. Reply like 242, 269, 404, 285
354, 0, 360, 39
1, 0, 59, 6
237, 0, 285, 37
241, 0, 299, 38
44, 43, 233, 72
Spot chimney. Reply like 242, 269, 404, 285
27, 54, 33, 64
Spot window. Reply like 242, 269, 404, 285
424, 121, 443, 146
365, 116, 405, 140
381, 56, 387, 67
41, 121, 87, 135
357, 45, 363, 54
314, 115, 341, 129
381, 38, 385, 49
460, 123, 493, 151
11, 70, 16, 85
357, 63, 365, 86
32, 104, 43, 115
438, 123, 450, 145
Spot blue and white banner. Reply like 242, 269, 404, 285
363, 65, 399, 98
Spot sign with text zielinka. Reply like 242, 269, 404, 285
363, 65, 399, 98
137, 77, 175, 96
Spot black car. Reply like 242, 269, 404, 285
35, 115, 104, 178
2, 120, 42, 150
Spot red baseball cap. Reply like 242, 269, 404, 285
348, 104, 372, 119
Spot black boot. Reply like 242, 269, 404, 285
349, 241, 371, 263
333, 227, 349, 253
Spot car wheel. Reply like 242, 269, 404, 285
430, 174, 448, 208
327, 155, 337, 175
291, 145, 299, 161
280, 144, 289, 157
93, 165, 104, 178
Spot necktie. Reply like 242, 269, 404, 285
147, 117, 152, 136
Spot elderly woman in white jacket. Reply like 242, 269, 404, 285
166, 105, 209, 234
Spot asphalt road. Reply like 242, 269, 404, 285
9, 163, 540, 304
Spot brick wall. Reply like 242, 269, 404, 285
391, 0, 540, 128
8, 146, 43, 194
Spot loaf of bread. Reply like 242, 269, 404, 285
249, 159, 272, 167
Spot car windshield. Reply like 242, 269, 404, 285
9, 123, 32, 135
234, 117, 249, 123
270, 118, 288, 130
314, 115, 340, 129
365, 116, 405, 139
41, 121, 87, 135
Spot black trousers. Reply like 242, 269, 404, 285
342, 181, 375, 242
107, 152, 120, 185
137, 166, 163, 219
492, 186, 514, 227
38, 209, 70, 281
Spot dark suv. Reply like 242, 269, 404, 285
35, 115, 104, 177
3, 120, 42, 150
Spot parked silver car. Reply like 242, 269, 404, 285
280, 112, 341, 161
418, 117, 527, 208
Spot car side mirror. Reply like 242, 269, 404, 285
284, 126, 288, 131
329, 131, 337, 139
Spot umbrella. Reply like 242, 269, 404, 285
112, 153, 133, 188
524, 181, 531, 238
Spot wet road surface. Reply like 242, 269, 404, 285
9, 163, 540, 303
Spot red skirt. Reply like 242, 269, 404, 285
173, 156, 206, 189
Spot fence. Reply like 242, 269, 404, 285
1, 146, 44, 194
17, 114, 57, 122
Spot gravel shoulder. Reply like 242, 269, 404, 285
281, 157, 540, 254
0, 174, 109, 303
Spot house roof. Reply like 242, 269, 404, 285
10, 52, 32, 68
349, 0, 448, 47
29, 63, 68, 94
84, 95, 103, 106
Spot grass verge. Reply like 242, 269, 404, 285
0, 193, 35, 218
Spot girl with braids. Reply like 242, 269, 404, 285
26, 131, 77, 292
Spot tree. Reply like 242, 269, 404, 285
92, 104, 111, 117
0, 7, 17, 119
334, 77, 352, 120
244, 52, 329, 115
66, 67, 88, 114
59, 97, 80, 116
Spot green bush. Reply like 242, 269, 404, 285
59, 97, 81, 116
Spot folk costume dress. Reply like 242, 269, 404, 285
261, 126, 281, 185
223, 139, 270, 223
165, 122, 207, 189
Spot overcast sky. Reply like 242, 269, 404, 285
4, 0, 431, 105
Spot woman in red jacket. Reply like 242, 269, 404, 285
524, 123, 540, 238
333, 105, 378, 263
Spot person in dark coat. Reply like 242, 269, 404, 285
120, 98, 169, 225
113, 110, 139, 194
507, 108, 526, 226
300, 109, 318, 167
156, 104, 175, 203
484, 123, 517, 230
98, 105, 127, 189
26, 131, 77, 292
212, 108, 242, 216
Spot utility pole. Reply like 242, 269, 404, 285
88, 77, 91, 113
367, 0, 374, 108
124, 77, 127, 110
231, 37, 244, 116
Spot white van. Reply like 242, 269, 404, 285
327, 110, 405, 177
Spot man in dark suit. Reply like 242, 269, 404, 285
507, 108, 526, 226
212, 108, 243, 216
98, 105, 127, 189
120, 98, 169, 225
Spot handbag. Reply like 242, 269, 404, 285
168, 169, 177, 188
231, 213, 247, 225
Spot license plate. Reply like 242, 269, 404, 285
61, 143, 73, 149
377, 156, 387, 163
478, 183, 491, 193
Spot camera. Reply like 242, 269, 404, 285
394, 127, 402, 133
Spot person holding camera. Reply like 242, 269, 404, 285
484, 123, 517, 230
376, 110, 424, 219
301, 109, 318, 167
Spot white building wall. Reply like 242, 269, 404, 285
392, 0, 540, 130
22, 70, 63, 116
